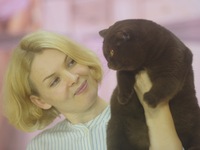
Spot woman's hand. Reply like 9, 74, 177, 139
134, 70, 167, 115
134, 70, 152, 109
134, 70, 183, 150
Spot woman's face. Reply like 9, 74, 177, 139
29, 49, 99, 115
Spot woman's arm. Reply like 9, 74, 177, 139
134, 70, 183, 150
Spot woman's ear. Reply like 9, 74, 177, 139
30, 95, 52, 110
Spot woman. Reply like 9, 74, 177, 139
3, 31, 183, 150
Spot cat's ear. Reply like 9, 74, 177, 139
99, 29, 108, 37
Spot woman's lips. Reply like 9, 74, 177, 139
74, 80, 88, 95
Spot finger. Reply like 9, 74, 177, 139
134, 70, 152, 94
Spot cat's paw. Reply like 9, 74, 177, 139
143, 92, 159, 108
117, 94, 129, 105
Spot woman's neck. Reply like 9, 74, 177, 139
64, 97, 108, 124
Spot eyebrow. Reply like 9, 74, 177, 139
42, 55, 68, 82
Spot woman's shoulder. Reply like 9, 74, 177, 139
27, 119, 68, 149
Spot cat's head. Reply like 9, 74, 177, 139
99, 19, 153, 71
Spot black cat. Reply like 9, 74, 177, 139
99, 19, 200, 150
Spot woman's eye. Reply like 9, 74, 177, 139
50, 77, 60, 87
67, 58, 76, 68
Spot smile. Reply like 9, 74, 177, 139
74, 80, 88, 95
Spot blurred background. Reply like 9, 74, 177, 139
0, 0, 199, 149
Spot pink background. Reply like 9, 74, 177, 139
0, 0, 200, 149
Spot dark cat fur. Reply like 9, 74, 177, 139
99, 19, 200, 150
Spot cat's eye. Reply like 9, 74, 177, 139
110, 49, 114, 57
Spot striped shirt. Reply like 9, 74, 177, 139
27, 106, 110, 150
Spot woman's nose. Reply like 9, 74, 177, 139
67, 73, 79, 86
68, 73, 79, 86
63, 71, 79, 86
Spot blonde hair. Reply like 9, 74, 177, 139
3, 30, 103, 132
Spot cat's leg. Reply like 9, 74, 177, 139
108, 84, 150, 150
187, 147, 200, 150
107, 119, 149, 150
187, 126, 200, 150
108, 87, 135, 150
127, 119, 150, 150
143, 61, 191, 107
143, 77, 179, 107
116, 71, 135, 104
107, 117, 134, 150
108, 96, 150, 150
144, 48, 193, 107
